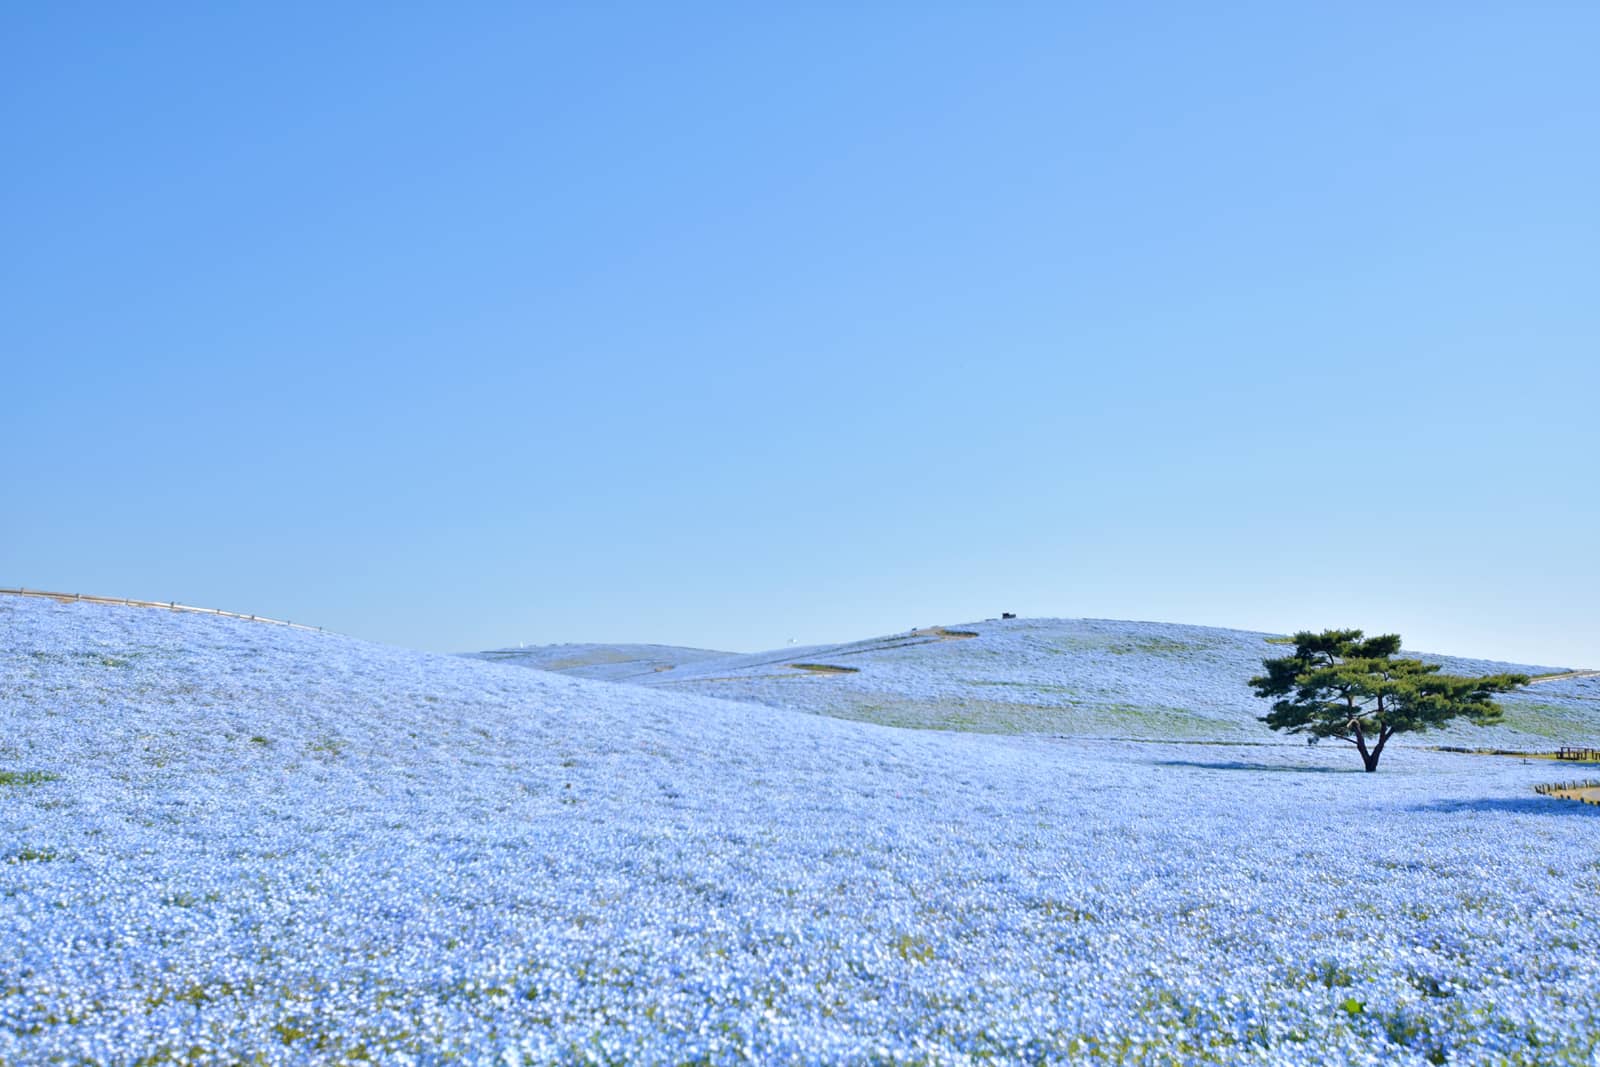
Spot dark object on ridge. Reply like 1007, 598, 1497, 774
1001, 612, 1016, 619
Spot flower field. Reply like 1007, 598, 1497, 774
484, 617, 1600, 747
3, 597, 1598, 1064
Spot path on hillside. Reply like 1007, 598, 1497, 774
1528, 670, 1600, 685
0, 588, 327, 633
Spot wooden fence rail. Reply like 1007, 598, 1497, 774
0, 588, 328, 633
1557, 747, 1600, 762
1534, 780, 1600, 806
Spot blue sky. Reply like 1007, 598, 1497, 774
4, 4, 1597, 665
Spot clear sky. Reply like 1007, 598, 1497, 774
4, 4, 1597, 666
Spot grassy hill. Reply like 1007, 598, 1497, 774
5, 596, 1599, 1063
480, 617, 1600, 747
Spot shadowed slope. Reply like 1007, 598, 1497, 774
469, 642, 730, 681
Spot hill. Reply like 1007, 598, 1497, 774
4, 596, 1599, 1063
471, 642, 730, 682
480, 617, 1600, 747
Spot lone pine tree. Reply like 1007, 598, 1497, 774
1251, 629, 1528, 772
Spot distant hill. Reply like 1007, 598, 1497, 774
477, 617, 1600, 746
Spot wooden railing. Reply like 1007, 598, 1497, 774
0, 587, 328, 633
1534, 780, 1600, 806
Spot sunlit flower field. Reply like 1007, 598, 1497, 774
3, 597, 1597, 1065
483, 617, 1599, 746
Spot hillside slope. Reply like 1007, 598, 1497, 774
482, 617, 1600, 746
5, 597, 1599, 1064
471, 642, 730, 682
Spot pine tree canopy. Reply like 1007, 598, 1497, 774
1250, 629, 1529, 772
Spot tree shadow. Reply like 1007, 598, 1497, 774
1150, 760, 1355, 774
1414, 796, 1600, 816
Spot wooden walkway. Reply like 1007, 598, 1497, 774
0, 588, 328, 633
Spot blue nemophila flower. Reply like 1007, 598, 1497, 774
1, 596, 1597, 1064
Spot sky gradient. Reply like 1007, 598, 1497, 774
5, 5, 1597, 665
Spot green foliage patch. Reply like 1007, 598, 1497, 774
0, 770, 59, 787
7, 846, 59, 863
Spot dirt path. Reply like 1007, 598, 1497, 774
0, 588, 327, 633
1528, 670, 1600, 685
910, 626, 979, 641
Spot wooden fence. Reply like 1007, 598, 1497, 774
1534, 780, 1600, 806
1556, 747, 1600, 762
0, 588, 328, 633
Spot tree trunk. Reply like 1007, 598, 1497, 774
1362, 727, 1393, 772
1352, 721, 1390, 771
1352, 722, 1375, 771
